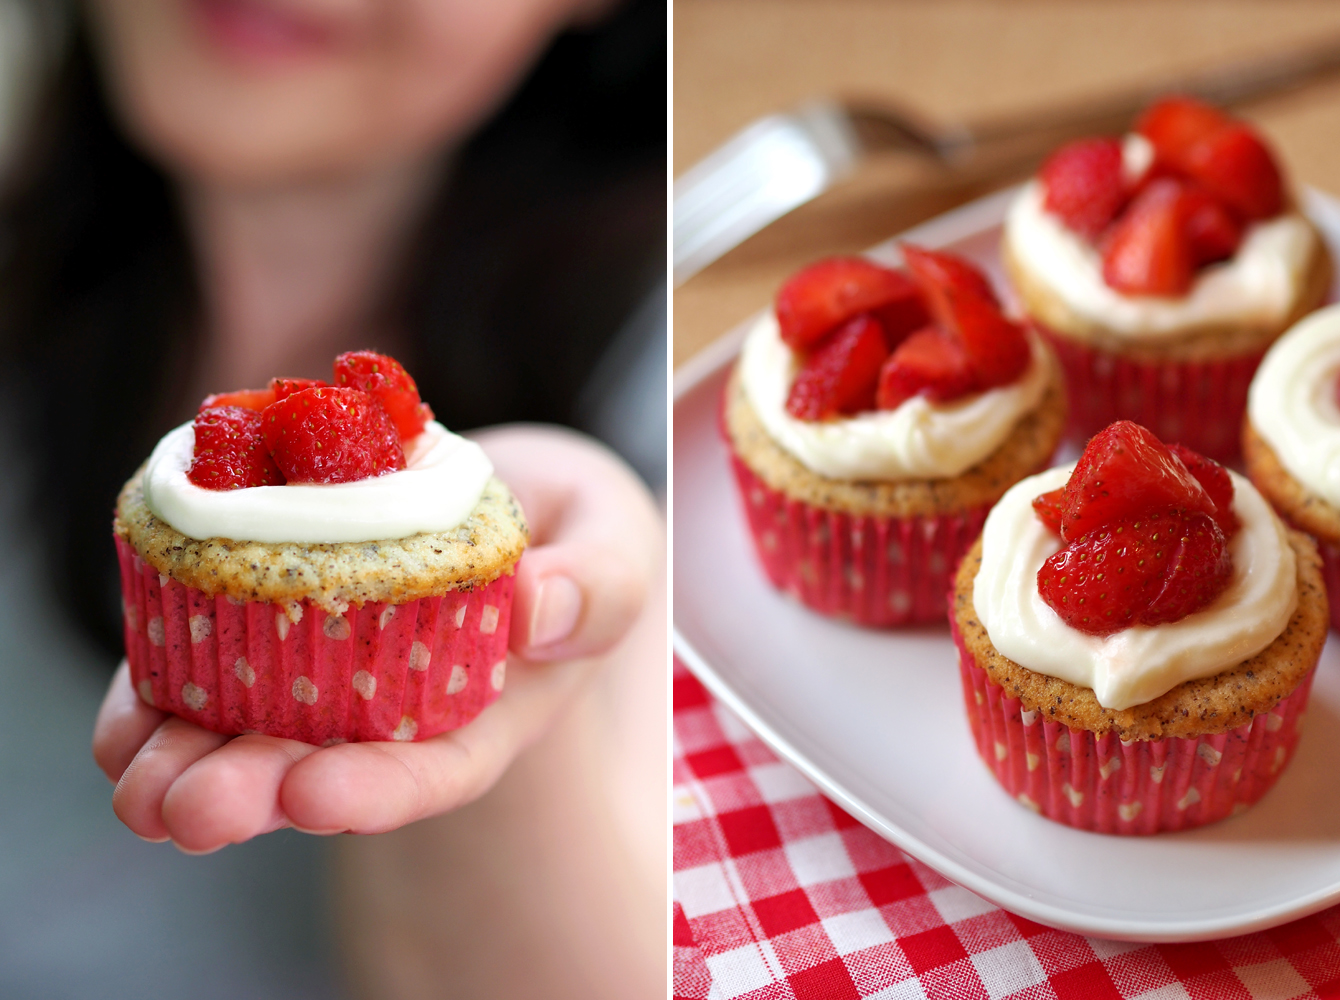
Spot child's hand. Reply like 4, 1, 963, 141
92, 425, 662, 852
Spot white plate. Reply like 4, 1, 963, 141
673, 185, 1340, 943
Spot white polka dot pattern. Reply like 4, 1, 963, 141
446, 665, 468, 695
234, 657, 255, 688
138, 679, 154, 705
480, 605, 500, 635
352, 670, 376, 700
292, 676, 318, 705
391, 716, 418, 741
379, 605, 396, 630
159, 573, 170, 588
147, 617, 165, 647
181, 682, 208, 711
454, 604, 467, 628
189, 615, 212, 643
124, 601, 138, 632
323, 614, 351, 641
275, 613, 291, 641
409, 641, 431, 671
490, 659, 506, 691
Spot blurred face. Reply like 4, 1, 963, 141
87, 0, 602, 185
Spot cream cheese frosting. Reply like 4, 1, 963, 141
1248, 303, 1340, 506
143, 420, 494, 543
1004, 171, 1317, 341
738, 313, 1050, 480
973, 464, 1297, 711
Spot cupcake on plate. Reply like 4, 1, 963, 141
952, 421, 1326, 833
114, 351, 528, 746
1002, 96, 1331, 461
723, 245, 1067, 626
1244, 302, 1340, 628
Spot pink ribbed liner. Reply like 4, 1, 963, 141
115, 535, 514, 745
1313, 536, 1340, 631
728, 454, 988, 626
951, 615, 1314, 834
1035, 323, 1264, 462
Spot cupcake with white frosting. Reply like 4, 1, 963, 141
724, 246, 1066, 626
1244, 302, 1340, 628
1002, 96, 1331, 461
114, 351, 527, 745
952, 421, 1326, 833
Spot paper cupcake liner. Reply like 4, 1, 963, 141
115, 535, 514, 745
1312, 536, 1340, 631
728, 454, 988, 626
1034, 323, 1264, 462
951, 615, 1313, 834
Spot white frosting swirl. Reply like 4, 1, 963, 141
143, 420, 494, 543
973, 465, 1296, 711
738, 314, 1050, 480
1249, 304, 1340, 506
1004, 178, 1317, 340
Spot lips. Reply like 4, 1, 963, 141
188, 0, 352, 60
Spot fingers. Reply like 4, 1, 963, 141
472, 425, 664, 662
281, 653, 593, 833
112, 717, 230, 843
93, 661, 169, 784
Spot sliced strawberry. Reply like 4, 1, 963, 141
188, 406, 286, 490
901, 245, 998, 307
1136, 96, 1231, 163
261, 387, 405, 484
875, 326, 977, 410
1168, 443, 1238, 536
785, 314, 889, 420
333, 351, 433, 441
1040, 137, 1127, 239
199, 388, 276, 413
1139, 512, 1232, 626
1101, 179, 1196, 296
1032, 487, 1066, 535
1037, 512, 1182, 635
1182, 187, 1243, 265
943, 294, 1031, 390
1181, 124, 1283, 221
270, 377, 329, 402
1060, 421, 1215, 541
775, 257, 927, 353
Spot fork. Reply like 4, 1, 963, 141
673, 35, 1340, 286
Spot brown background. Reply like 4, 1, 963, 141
674, 0, 1340, 367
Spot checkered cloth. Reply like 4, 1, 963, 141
673, 659, 1340, 1000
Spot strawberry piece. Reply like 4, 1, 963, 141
1168, 443, 1238, 536
901, 245, 998, 307
785, 314, 889, 420
199, 388, 276, 413
775, 257, 928, 352
1136, 96, 1231, 162
875, 326, 977, 410
1181, 124, 1283, 221
270, 377, 329, 402
188, 406, 286, 490
1032, 487, 1065, 535
1182, 187, 1243, 265
1138, 512, 1232, 626
1040, 137, 1127, 239
333, 351, 434, 441
943, 294, 1031, 389
1059, 421, 1215, 542
261, 387, 405, 484
1101, 179, 1196, 296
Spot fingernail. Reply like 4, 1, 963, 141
528, 575, 582, 648
290, 823, 347, 836
171, 840, 224, 856
136, 833, 170, 844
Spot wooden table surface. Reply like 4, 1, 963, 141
673, 0, 1340, 368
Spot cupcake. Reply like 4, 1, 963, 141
1002, 96, 1331, 461
114, 351, 528, 745
1244, 302, 1340, 628
723, 246, 1067, 626
952, 421, 1327, 833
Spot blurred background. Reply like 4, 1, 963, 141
0, 0, 664, 996
674, 0, 1340, 367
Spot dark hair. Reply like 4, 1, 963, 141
0, 1, 666, 662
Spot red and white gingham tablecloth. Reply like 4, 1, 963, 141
673, 659, 1340, 1000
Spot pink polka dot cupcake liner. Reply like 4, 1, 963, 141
728, 454, 988, 627
951, 615, 1314, 834
115, 535, 515, 745
1308, 535, 1340, 631
1034, 323, 1264, 462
